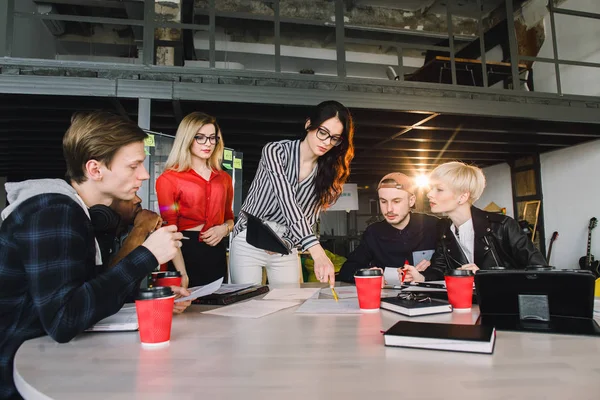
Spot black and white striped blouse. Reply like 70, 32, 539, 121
233, 140, 320, 251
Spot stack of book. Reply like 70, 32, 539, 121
380, 296, 452, 317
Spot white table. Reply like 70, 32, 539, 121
14, 289, 600, 400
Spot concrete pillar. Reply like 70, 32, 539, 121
138, 98, 152, 210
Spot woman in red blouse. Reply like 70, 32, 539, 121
156, 112, 234, 287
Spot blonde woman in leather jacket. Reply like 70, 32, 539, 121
405, 162, 547, 282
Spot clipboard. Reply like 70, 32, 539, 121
243, 211, 291, 255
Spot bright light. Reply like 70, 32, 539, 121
414, 174, 429, 188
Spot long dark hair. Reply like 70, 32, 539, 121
304, 100, 354, 208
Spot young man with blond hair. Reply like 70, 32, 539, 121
338, 172, 438, 283
0, 112, 185, 399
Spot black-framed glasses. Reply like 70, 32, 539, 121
316, 127, 343, 147
396, 292, 432, 303
194, 134, 219, 145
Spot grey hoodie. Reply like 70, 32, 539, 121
1, 178, 103, 265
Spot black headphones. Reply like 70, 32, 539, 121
89, 204, 121, 234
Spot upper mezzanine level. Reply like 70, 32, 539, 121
0, 0, 598, 124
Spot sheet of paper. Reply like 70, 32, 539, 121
295, 299, 362, 314
384, 267, 401, 286
263, 288, 320, 300
86, 307, 138, 332
175, 277, 223, 303
213, 283, 254, 295
412, 249, 435, 265
319, 286, 358, 299
202, 299, 299, 318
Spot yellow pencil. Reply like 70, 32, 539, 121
330, 287, 339, 302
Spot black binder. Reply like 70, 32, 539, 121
194, 285, 270, 305
243, 211, 291, 255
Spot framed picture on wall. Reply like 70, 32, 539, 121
522, 200, 541, 242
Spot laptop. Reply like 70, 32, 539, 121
243, 211, 291, 255
194, 285, 270, 305
475, 269, 600, 336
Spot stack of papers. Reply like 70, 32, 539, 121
263, 288, 320, 301
212, 283, 254, 295
319, 286, 358, 299
202, 299, 299, 318
295, 298, 362, 314
86, 306, 138, 332
175, 277, 223, 303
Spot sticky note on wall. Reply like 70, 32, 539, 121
144, 134, 155, 147
233, 157, 242, 169
224, 149, 233, 161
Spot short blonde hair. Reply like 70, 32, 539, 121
430, 161, 486, 203
63, 111, 147, 184
165, 112, 224, 172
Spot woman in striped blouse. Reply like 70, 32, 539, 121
230, 100, 355, 286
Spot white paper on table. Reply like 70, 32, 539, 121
212, 283, 254, 295
295, 298, 362, 314
174, 277, 223, 303
86, 307, 138, 332
384, 267, 401, 286
263, 288, 320, 300
202, 299, 300, 318
319, 286, 358, 299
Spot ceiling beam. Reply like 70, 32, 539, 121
371, 113, 440, 149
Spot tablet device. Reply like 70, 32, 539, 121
475, 269, 600, 336
243, 211, 291, 255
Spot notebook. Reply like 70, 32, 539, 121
243, 211, 291, 255
475, 269, 600, 336
383, 321, 496, 354
380, 296, 452, 317
194, 285, 270, 305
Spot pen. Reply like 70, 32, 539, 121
401, 259, 409, 283
330, 287, 339, 302
181, 236, 190, 240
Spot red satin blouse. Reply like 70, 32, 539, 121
156, 169, 234, 236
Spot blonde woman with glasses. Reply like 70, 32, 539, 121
405, 161, 547, 282
156, 112, 234, 287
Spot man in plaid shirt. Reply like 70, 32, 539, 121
0, 112, 184, 399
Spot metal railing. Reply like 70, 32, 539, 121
0, 0, 598, 97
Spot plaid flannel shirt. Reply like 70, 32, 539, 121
0, 194, 158, 399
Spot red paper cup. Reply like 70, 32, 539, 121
135, 287, 175, 347
445, 270, 475, 312
355, 269, 383, 312
153, 271, 182, 287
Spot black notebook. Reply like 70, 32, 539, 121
243, 211, 291, 255
383, 321, 496, 354
381, 296, 452, 317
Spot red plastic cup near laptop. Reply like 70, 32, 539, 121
354, 268, 383, 312
135, 287, 176, 347
444, 269, 475, 312
153, 271, 182, 287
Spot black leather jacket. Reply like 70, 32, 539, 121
424, 206, 547, 280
